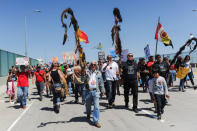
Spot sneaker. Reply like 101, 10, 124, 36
82, 101, 85, 105
133, 108, 139, 113
194, 86, 197, 90
108, 104, 113, 109
23, 106, 27, 110
74, 100, 79, 104
157, 115, 161, 120
112, 102, 115, 107
94, 122, 101, 128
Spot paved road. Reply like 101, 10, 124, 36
0, 79, 197, 131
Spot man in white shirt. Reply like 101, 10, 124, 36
102, 55, 119, 108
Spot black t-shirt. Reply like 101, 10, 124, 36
152, 61, 169, 77
122, 60, 138, 81
139, 64, 147, 78
51, 70, 61, 84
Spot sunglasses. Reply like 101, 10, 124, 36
92, 64, 97, 66
128, 55, 133, 57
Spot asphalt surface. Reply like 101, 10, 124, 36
0, 79, 197, 131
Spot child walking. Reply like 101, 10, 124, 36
152, 71, 170, 120
6, 76, 15, 103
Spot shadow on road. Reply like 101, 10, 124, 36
135, 113, 156, 119
67, 116, 93, 125
40, 107, 54, 112
63, 100, 81, 105
113, 105, 133, 111
37, 121, 66, 128
31, 92, 38, 96
7, 105, 21, 109
99, 102, 134, 112
168, 87, 180, 92
30, 97, 40, 100
139, 107, 154, 112
99, 102, 108, 108
138, 90, 148, 94
139, 99, 152, 104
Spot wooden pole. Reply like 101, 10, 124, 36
155, 16, 160, 57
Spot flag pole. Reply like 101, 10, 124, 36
155, 16, 160, 57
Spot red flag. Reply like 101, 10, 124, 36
77, 28, 89, 44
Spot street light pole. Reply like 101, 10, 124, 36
24, 10, 41, 57
24, 14, 28, 57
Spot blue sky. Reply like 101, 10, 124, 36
0, 0, 197, 62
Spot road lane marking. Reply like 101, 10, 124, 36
140, 108, 166, 123
7, 101, 34, 131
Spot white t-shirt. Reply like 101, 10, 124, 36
67, 68, 73, 75
102, 61, 119, 81
8, 82, 13, 90
185, 61, 191, 72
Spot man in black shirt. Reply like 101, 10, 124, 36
152, 55, 169, 82
138, 58, 148, 92
122, 53, 139, 113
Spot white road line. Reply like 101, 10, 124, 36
140, 107, 165, 123
7, 101, 34, 131
140, 109, 157, 118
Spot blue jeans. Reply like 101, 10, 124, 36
169, 70, 176, 86
67, 81, 72, 96
52, 83, 61, 105
17, 87, 28, 107
180, 79, 185, 91
86, 90, 100, 123
74, 84, 86, 102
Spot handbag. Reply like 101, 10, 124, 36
51, 77, 62, 93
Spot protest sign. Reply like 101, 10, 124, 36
62, 52, 76, 63
98, 51, 105, 62
52, 57, 58, 63
16, 57, 29, 65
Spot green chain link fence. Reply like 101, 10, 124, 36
0, 49, 39, 77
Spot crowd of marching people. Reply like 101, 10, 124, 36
5, 53, 196, 128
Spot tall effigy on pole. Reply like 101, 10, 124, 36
111, 8, 122, 62
170, 37, 197, 65
61, 8, 86, 66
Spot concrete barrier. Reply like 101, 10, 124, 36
0, 76, 7, 97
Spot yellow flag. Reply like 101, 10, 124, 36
176, 66, 190, 79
